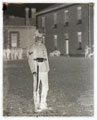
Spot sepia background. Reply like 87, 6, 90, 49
3, 3, 94, 116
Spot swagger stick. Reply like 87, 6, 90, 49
36, 61, 39, 92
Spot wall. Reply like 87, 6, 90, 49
37, 4, 93, 56
4, 26, 36, 49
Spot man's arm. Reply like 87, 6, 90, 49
28, 45, 36, 73
44, 45, 50, 72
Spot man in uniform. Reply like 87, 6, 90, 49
27, 30, 50, 112
6, 47, 11, 60
11, 48, 15, 60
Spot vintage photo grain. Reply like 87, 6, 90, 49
3, 2, 94, 116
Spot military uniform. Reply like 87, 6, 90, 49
28, 31, 50, 112
11, 48, 15, 60
6, 48, 11, 60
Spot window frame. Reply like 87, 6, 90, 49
64, 33, 69, 40
77, 32, 82, 50
10, 31, 20, 48
53, 13, 57, 29
64, 10, 69, 26
54, 34, 58, 49
77, 6, 82, 24
41, 16, 45, 28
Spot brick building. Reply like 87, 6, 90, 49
36, 3, 94, 56
3, 8, 36, 49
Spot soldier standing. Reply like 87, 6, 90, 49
11, 48, 15, 60
19, 48, 23, 60
27, 30, 50, 112
14, 48, 18, 60
6, 48, 11, 60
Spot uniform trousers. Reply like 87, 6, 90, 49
33, 71, 49, 110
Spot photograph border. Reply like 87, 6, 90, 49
0, 0, 97, 120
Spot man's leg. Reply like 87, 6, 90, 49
39, 72, 49, 109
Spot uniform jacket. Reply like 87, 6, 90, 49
28, 42, 50, 73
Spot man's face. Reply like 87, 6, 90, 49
36, 37, 42, 44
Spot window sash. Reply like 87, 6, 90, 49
65, 33, 69, 40
77, 6, 82, 20
64, 10, 69, 24
77, 32, 82, 42
42, 16, 45, 28
11, 33, 18, 47
54, 13, 57, 25
42, 36, 45, 44
10, 32, 19, 48
54, 35, 58, 48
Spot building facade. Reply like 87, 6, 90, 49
3, 8, 36, 49
36, 3, 94, 56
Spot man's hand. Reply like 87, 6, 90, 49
33, 72, 37, 75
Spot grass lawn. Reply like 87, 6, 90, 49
3, 56, 94, 116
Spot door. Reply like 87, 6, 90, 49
65, 39, 69, 55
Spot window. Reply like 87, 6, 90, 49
10, 32, 19, 48
54, 35, 58, 49
64, 33, 69, 40
77, 6, 82, 24
42, 16, 45, 29
53, 13, 57, 28
64, 33, 69, 55
42, 35, 45, 44
77, 32, 82, 50
64, 10, 69, 26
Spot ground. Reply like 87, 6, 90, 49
3, 56, 94, 116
